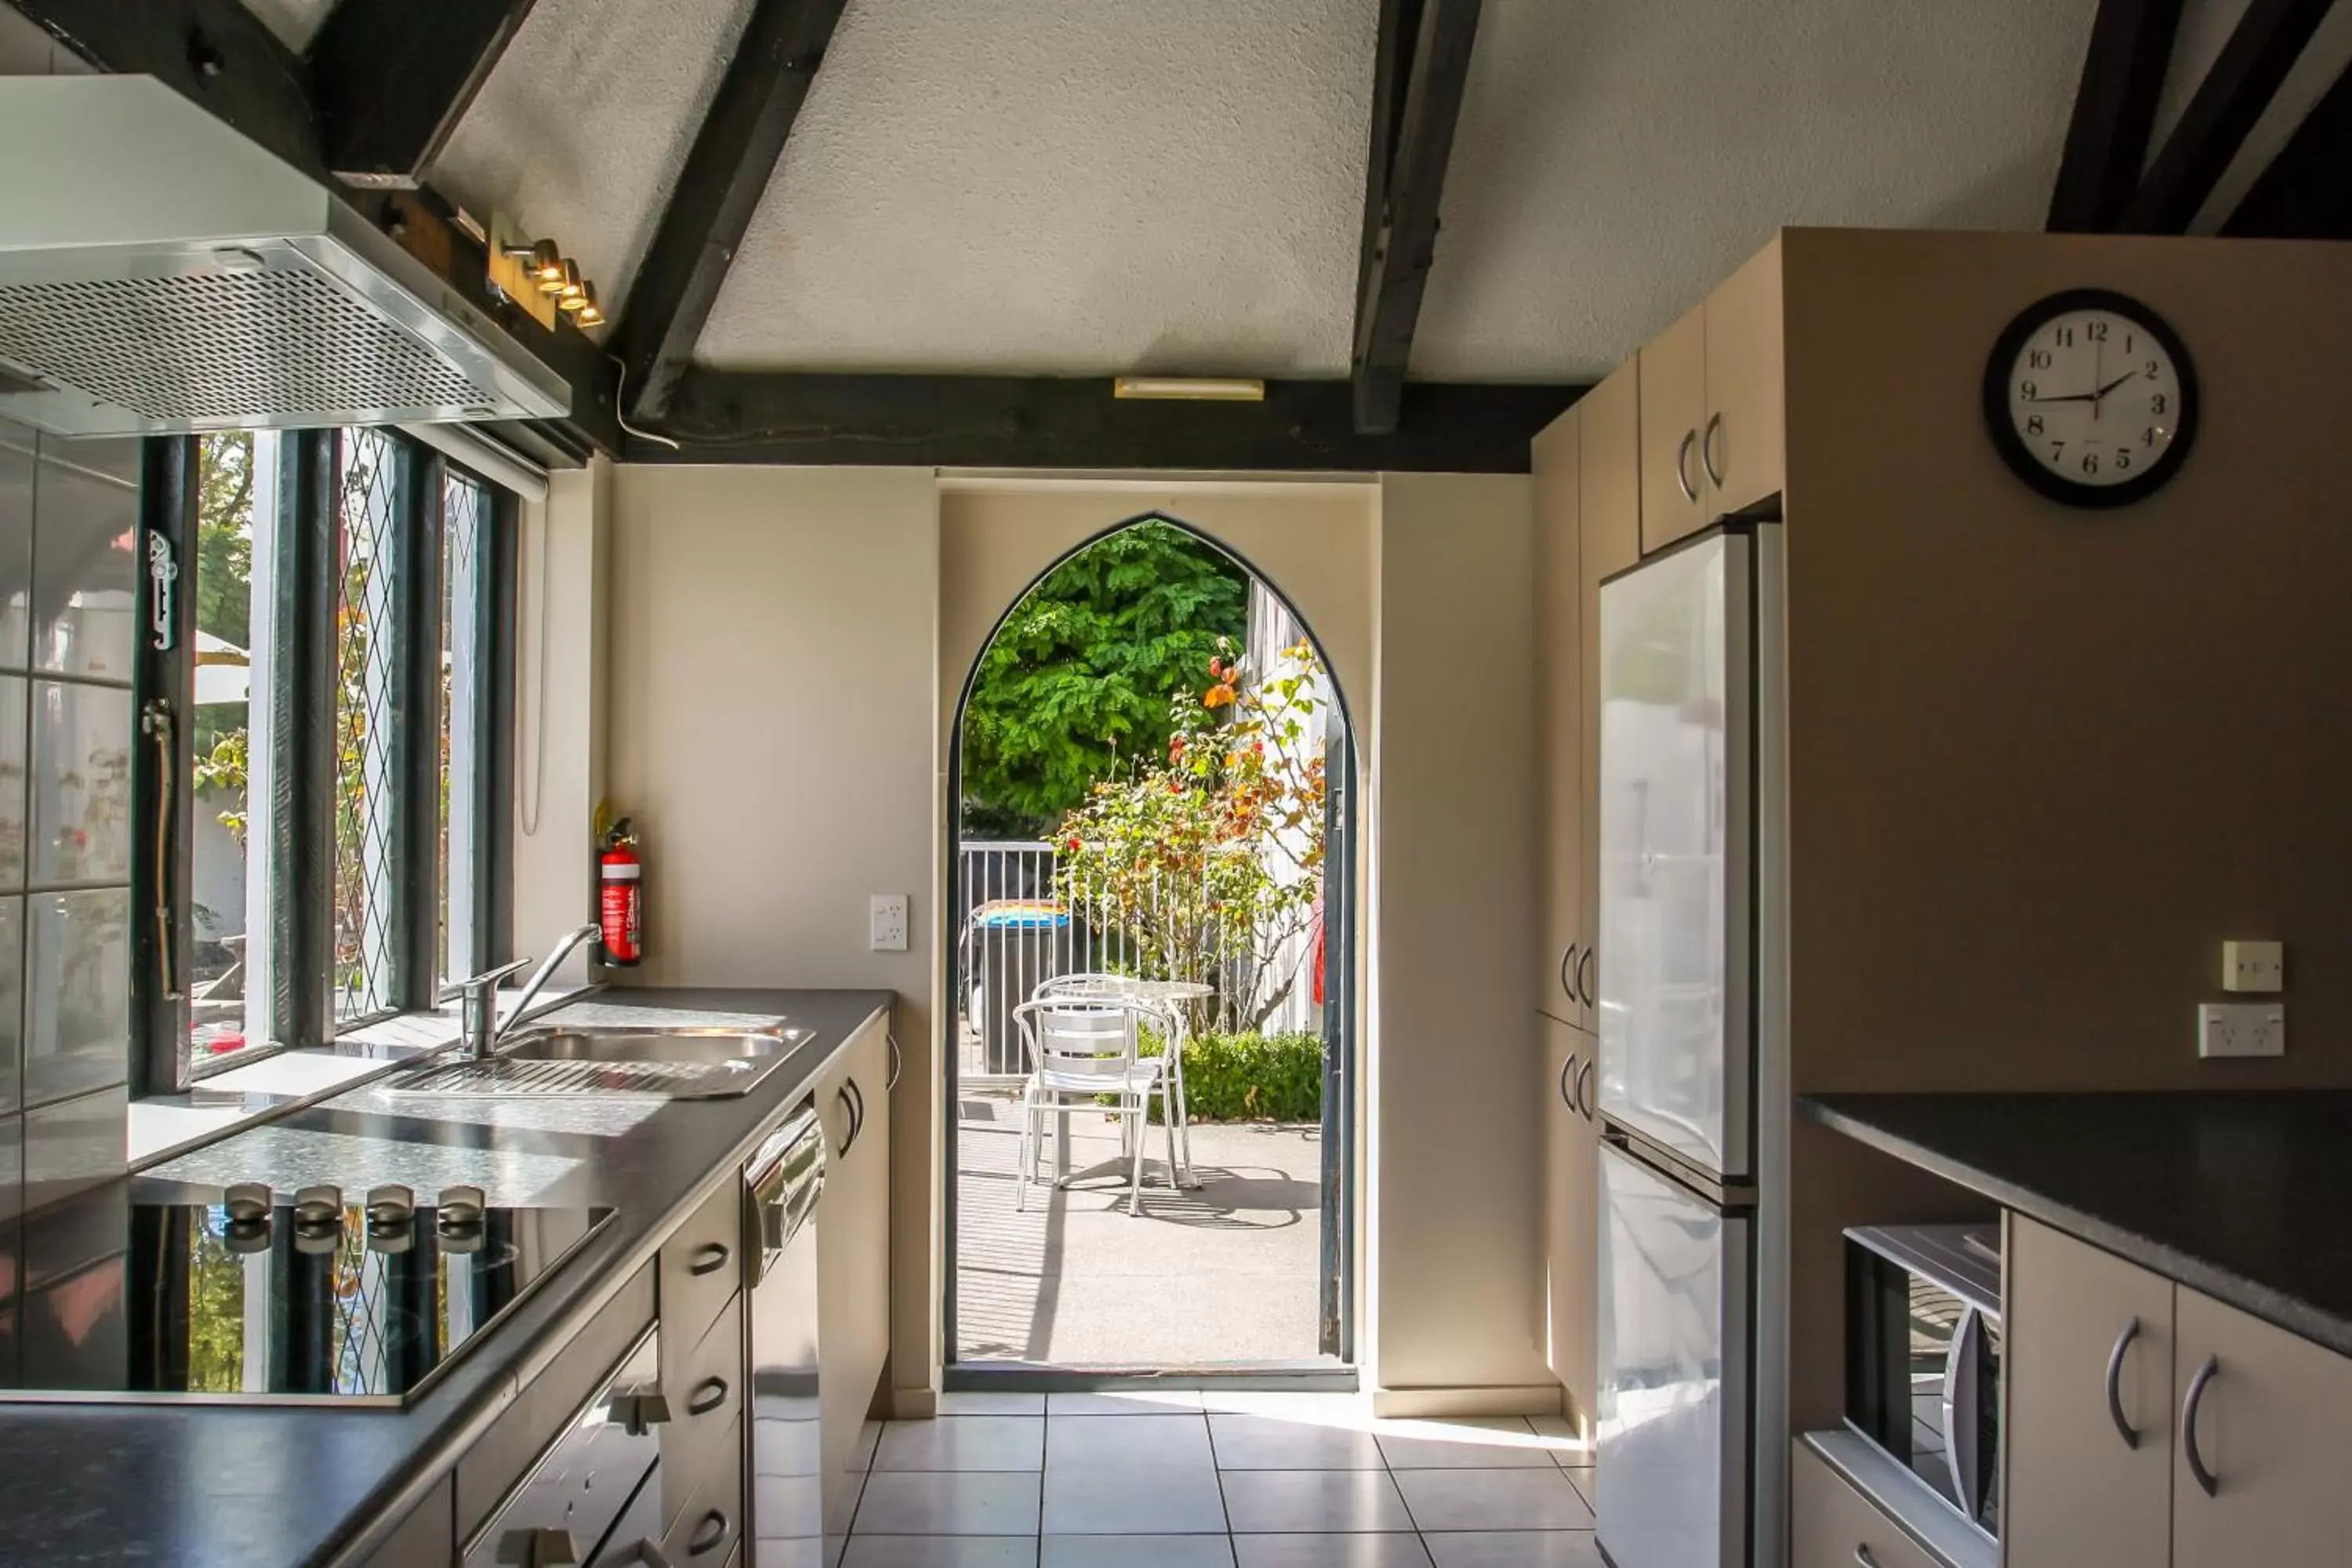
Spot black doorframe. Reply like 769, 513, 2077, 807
938, 512, 1361, 1385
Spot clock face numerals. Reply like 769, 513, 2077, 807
2006, 309, 2180, 487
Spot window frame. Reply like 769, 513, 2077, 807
134, 426, 517, 1092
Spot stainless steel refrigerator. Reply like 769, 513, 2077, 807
1595, 519, 1788, 1568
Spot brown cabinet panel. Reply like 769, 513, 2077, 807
1790, 1441, 1936, 1568
1540, 1014, 1599, 1428
2172, 1287, 2352, 1566
2003, 1215, 2175, 1568
1532, 407, 1583, 1025
1638, 302, 1708, 554
661, 1177, 746, 1359
1701, 236, 1785, 517
1578, 359, 1639, 1018
364, 1475, 453, 1567
662, 1417, 746, 1568
664, 1292, 746, 1528
817, 1017, 893, 1537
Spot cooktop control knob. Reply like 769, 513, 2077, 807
365, 1185, 415, 1227
292, 1184, 343, 1226
223, 1182, 271, 1224
437, 1185, 486, 1225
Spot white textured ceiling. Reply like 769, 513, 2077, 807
697, 0, 1376, 376
309, 0, 2321, 383
430, 0, 754, 317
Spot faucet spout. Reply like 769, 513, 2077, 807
496, 924, 604, 1050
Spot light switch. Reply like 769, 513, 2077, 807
869, 895, 909, 953
2198, 1002, 2285, 1058
2222, 940, 2284, 994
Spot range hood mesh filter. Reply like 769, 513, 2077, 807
0, 263, 497, 425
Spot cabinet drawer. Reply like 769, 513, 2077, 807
664, 1293, 745, 1525
662, 1178, 744, 1355
1791, 1442, 1936, 1568
662, 1421, 745, 1568
466, 1327, 663, 1568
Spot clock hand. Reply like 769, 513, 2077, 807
2095, 370, 2138, 400
2027, 391, 2099, 404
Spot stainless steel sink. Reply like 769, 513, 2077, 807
387, 1025, 816, 1100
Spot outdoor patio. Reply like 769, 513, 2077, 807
953, 1090, 1331, 1368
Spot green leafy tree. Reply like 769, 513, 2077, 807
960, 521, 1247, 837
193, 432, 254, 757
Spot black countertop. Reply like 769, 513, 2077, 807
0, 987, 891, 1568
1800, 1091, 2352, 1359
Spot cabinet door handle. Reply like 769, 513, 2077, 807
687, 1375, 729, 1416
887, 1030, 902, 1091
688, 1240, 731, 1277
1702, 412, 1725, 488
837, 1083, 861, 1156
1676, 429, 1700, 503
2105, 1316, 2141, 1450
1577, 946, 1595, 1010
1560, 943, 1581, 1006
687, 1509, 729, 1556
1853, 1547, 1877, 1568
2183, 1354, 2220, 1497
1577, 1059, 1596, 1121
1561, 1051, 1579, 1108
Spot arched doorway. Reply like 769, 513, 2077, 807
942, 512, 1359, 1382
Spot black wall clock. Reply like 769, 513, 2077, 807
1982, 289, 2198, 508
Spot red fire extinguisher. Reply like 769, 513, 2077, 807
600, 818, 644, 967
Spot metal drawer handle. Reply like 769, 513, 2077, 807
2105, 1316, 2141, 1450
1577, 946, 1595, 1009
1854, 1547, 1877, 1568
1675, 429, 1699, 503
688, 1510, 728, 1556
1577, 1058, 1595, 1121
887, 1030, 902, 1090
687, 1375, 729, 1416
1560, 942, 1581, 1006
1703, 412, 1725, 488
688, 1241, 731, 1277
1561, 1051, 1579, 1108
2183, 1354, 2220, 1497
837, 1083, 862, 1156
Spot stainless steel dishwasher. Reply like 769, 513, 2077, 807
743, 1100, 826, 1566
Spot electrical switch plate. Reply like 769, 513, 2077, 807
2198, 1001, 2285, 1058
2222, 939, 2285, 993
869, 895, 909, 953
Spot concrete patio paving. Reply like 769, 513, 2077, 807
953, 1092, 1334, 1367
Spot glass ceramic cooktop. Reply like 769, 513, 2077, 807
0, 1187, 613, 1406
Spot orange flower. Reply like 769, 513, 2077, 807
1203, 685, 1236, 710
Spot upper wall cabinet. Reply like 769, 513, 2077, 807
1638, 237, 1785, 554
1531, 405, 1582, 1028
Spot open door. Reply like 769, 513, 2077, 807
1319, 706, 1356, 1359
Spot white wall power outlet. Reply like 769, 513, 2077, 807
2198, 1002, 2285, 1059
869, 894, 909, 953
2222, 940, 2285, 993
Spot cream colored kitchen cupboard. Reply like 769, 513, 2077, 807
1531, 405, 1584, 1027
2172, 1286, 2352, 1566
1539, 1014, 1599, 1428
2003, 1215, 2175, 1568
815, 1014, 893, 1537
1578, 358, 1639, 994
1791, 1442, 1937, 1568
1637, 237, 1785, 554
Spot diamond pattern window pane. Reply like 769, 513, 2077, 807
332, 430, 400, 1025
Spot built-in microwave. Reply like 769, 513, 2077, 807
1844, 1222, 2002, 1541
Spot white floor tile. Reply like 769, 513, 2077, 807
1218, 1470, 1414, 1534
1040, 1535, 1238, 1567
878, 1417, 1047, 1472
1423, 1532, 1603, 1567
1046, 1414, 1214, 1471
941, 1391, 1050, 1417
841, 1537, 1041, 1567
1523, 1417, 1597, 1468
1040, 1463, 1230, 1534
1392, 1468, 1596, 1532
1210, 1414, 1386, 1470
1374, 1418, 1556, 1470
854, 1472, 1043, 1536
856, 1419, 887, 1470
1200, 1392, 1370, 1420
1047, 1389, 1207, 1416
1231, 1534, 1433, 1567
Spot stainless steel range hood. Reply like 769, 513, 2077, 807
0, 76, 570, 438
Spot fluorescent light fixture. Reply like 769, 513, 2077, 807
1112, 376, 1265, 402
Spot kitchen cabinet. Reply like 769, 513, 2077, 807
2004, 1215, 2175, 1568
2172, 1286, 2352, 1566
1539, 1012, 1599, 1429
364, 1477, 453, 1567
1791, 1440, 1937, 1568
1578, 357, 1640, 1025
1635, 239, 1784, 554
815, 1013, 893, 1538
1531, 405, 1583, 1028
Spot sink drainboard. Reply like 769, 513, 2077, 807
390, 1055, 746, 1098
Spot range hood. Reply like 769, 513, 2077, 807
0, 76, 569, 438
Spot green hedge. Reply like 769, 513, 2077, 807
1129, 1029, 1323, 1123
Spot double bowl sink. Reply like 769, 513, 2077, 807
390, 1024, 817, 1100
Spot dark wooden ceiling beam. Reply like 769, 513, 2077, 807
1350, 0, 1483, 437
2222, 55, 2352, 238
2118, 0, 2334, 233
643, 372, 1578, 472
308, 0, 539, 188
612, 0, 850, 424
2048, 0, 2187, 231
